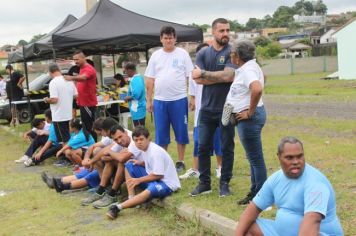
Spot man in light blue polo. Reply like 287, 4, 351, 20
235, 136, 343, 236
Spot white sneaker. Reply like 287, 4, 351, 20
15, 155, 29, 163
221, 103, 234, 126
215, 166, 221, 178
24, 158, 33, 167
179, 168, 199, 179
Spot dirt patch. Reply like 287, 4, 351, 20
264, 95, 356, 120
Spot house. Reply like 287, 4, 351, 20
278, 33, 309, 44
236, 32, 260, 40
310, 26, 338, 45
260, 28, 288, 38
0, 51, 8, 70
320, 28, 337, 44
333, 18, 356, 80
279, 41, 311, 58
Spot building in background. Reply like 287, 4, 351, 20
333, 18, 356, 80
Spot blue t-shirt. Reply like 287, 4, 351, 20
195, 44, 236, 113
253, 163, 343, 236
47, 123, 58, 146
67, 129, 95, 150
128, 74, 146, 120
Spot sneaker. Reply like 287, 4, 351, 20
189, 184, 212, 197
179, 168, 199, 179
93, 194, 117, 209
219, 182, 231, 197
106, 204, 120, 220
175, 161, 186, 173
41, 172, 54, 189
54, 159, 72, 167
237, 191, 255, 205
215, 166, 221, 179
53, 178, 64, 193
24, 158, 34, 167
15, 155, 29, 163
81, 192, 105, 206
221, 103, 234, 126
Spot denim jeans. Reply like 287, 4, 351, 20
197, 110, 235, 186
236, 106, 267, 194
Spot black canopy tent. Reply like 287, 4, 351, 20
52, 0, 203, 54
7, 14, 77, 64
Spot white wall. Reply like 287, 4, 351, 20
320, 29, 337, 44
335, 20, 356, 80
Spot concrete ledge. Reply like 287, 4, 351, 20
177, 203, 237, 236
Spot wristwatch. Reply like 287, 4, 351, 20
201, 69, 206, 79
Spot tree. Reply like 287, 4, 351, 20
293, 0, 314, 15
266, 43, 282, 58
254, 36, 270, 47
189, 23, 210, 32
245, 18, 263, 30
271, 6, 296, 27
29, 34, 46, 43
228, 20, 245, 32
313, 0, 327, 15
17, 39, 28, 46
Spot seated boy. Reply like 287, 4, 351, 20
81, 124, 143, 208
48, 117, 115, 192
16, 113, 51, 163
24, 111, 62, 167
106, 126, 181, 219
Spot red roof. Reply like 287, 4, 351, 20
0, 51, 8, 59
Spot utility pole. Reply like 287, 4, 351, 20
85, 0, 104, 86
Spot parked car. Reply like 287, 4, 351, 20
0, 73, 118, 123
0, 73, 51, 123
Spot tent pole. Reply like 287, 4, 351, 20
52, 49, 56, 62
22, 46, 32, 123
22, 46, 30, 93
145, 46, 149, 65
112, 54, 116, 75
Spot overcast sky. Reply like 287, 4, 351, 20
1, 0, 355, 46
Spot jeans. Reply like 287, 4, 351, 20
25, 135, 48, 157
236, 106, 267, 194
197, 110, 235, 186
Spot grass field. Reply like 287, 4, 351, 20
0, 72, 355, 235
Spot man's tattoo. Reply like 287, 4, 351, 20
204, 68, 235, 82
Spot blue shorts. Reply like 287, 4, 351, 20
125, 162, 173, 199
193, 127, 222, 157
75, 168, 100, 188
153, 98, 189, 146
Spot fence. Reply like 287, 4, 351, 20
260, 56, 338, 76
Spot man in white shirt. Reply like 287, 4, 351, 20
106, 126, 181, 220
45, 63, 77, 143
145, 26, 194, 173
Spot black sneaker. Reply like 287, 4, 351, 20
237, 191, 255, 205
56, 159, 72, 167
189, 184, 212, 197
41, 171, 54, 189
219, 182, 231, 197
106, 205, 120, 220
175, 161, 186, 173
53, 178, 64, 193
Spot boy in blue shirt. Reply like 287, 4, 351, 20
235, 137, 343, 236
123, 62, 146, 127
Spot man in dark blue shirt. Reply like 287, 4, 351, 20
190, 18, 236, 197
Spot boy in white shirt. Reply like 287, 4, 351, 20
106, 126, 180, 220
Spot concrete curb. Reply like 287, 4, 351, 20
177, 203, 237, 236
152, 198, 237, 236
